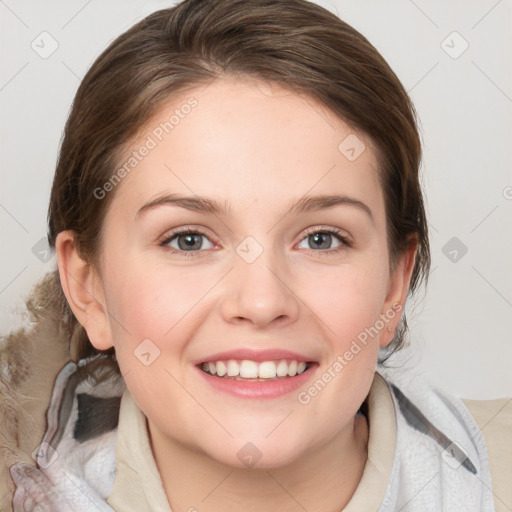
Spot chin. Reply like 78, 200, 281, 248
205, 436, 308, 471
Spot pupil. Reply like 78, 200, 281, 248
311, 232, 331, 250
179, 234, 201, 250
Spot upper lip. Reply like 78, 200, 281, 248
194, 348, 316, 365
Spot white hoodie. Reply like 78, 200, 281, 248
5, 353, 508, 511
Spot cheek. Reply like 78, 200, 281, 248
103, 263, 206, 404
298, 260, 387, 344
104, 260, 217, 351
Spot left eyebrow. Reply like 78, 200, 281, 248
134, 193, 374, 223
287, 194, 374, 223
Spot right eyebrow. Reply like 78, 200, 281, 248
135, 193, 231, 220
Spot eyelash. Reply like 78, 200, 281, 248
158, 226, 352, 258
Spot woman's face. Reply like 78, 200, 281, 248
71, 77, 414, 468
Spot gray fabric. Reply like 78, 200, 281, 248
8, 355, 497, 511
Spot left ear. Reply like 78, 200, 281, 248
379, 237, 418, 348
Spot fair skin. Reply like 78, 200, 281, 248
56, 77, 416, 511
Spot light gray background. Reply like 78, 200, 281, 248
1, 0, 511, 399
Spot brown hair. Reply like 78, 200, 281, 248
44, 0, 429, 365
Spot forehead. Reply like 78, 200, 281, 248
108, 77, 384, 222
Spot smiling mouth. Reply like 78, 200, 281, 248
198, 359, 315, 381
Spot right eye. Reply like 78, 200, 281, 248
159, 228, 216, 256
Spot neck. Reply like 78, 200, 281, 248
148, 412, 369, 512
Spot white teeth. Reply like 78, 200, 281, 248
200, 359, 310, 379
216, 360, 227, 377
227, 360, 239, 377
240, 360, 259, 378
258, 361, 277, 379
276, 360, 288, 377
288, 360, 297, 376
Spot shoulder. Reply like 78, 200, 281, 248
462, 397, 512, 512
0, 349, 124, 512
462, 397, 512, 432
0, 316, 71, 511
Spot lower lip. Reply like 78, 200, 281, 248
195, 364, 319, 399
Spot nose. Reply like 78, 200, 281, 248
220, 249, 300, 329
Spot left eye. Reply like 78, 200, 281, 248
297, 230, 346, 251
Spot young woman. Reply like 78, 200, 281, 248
1, 0, 509, 510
